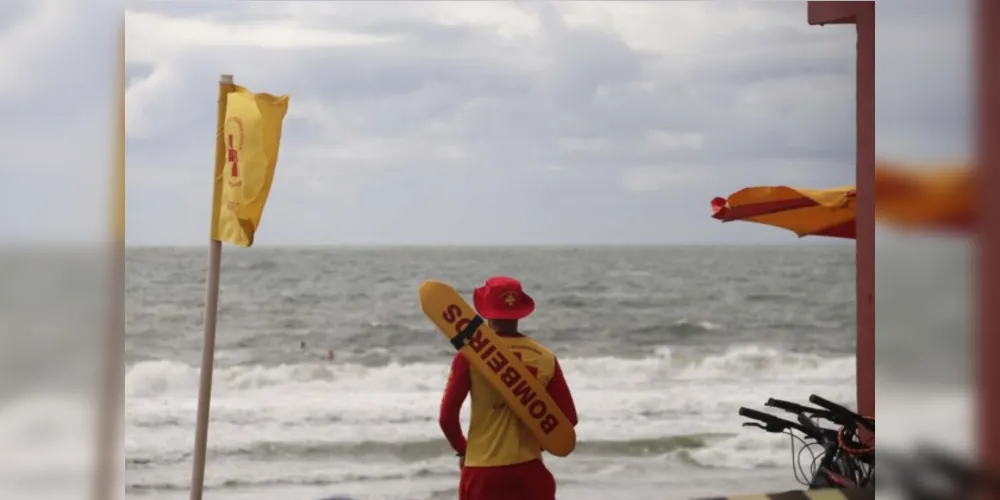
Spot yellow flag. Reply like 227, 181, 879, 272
210, 85, 289, 247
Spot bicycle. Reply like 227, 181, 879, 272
739, 394, 874, 490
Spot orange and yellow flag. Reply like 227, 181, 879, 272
210, 84, 289, 247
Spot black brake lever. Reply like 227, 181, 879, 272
765, 422, 789, 433
742, 422, 766, 430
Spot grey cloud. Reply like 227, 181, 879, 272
875, 0, 972, 158
0, 2, 32, 32
257, 10, 852, 173
125, 63, 155, 85
114, 1, 971, 244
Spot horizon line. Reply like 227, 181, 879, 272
123, 241, 852, 249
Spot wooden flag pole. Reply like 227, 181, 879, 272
93, 20, 126, 500
189, 73, 232, 500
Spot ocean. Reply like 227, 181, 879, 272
124, 245, 864, 500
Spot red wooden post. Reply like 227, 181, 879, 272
805, 1, 876, 419
977, 0, 1000, 488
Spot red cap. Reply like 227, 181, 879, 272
472, 276, 536, 320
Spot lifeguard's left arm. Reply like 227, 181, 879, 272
439, 352, 470, 455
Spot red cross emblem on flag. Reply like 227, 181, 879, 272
227, 134, 239, 177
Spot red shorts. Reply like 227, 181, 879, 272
459, 459, 556, 500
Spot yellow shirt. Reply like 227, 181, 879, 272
464, 335, 556, 467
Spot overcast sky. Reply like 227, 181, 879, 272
0, 0, 973, 245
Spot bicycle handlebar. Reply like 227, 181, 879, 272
739, 407, 835, 442
766, 398, 826, 416
739, 407, 784, 425
809, 394, 875, 432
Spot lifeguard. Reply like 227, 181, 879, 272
438, 276, 579, 500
